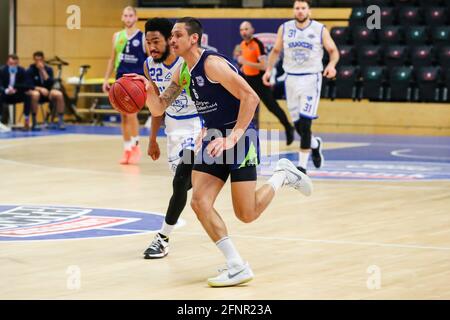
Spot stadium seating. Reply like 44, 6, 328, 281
331, 0, 450, 102
410, 46, 435, 68
416, 66, 441, 101
360, 66, 386, 100
334, 66, 359, 99
438, 46, 450, 70
357, 45, 382, 66
384, 46, 409, 68
338, 45, 355, 65
388, 66, 414, 101
431, 26, 450, 51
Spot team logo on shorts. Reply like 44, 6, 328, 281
195, 76, 205, 87
132, 39, 141, 47
0, 205, 184, 242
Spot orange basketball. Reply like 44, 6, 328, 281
109, 77, 146, 114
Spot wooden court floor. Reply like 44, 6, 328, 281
0, 133, 449, 299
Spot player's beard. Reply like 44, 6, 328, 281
295, 15, 309, 24
153, 43, 171, 63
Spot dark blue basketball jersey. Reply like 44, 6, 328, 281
115, 30, 147, 79
187, 50, 243, 131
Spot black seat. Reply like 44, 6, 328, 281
349, 7, 367, 27
405, 26, 429, 46
357, 45, 382, 66
379, 26, 404, 46
438, 46, 450, 70
361, 66, 386, 100
380, 7, 397, 26
384, 46, 409, 68
442, 67, 450, 102
398, 7, 423, 25
431, 26, 450, 51
331, 27, 349, 46
337, 45, 355, 65
410, 46, 435, 68
388, 66, 414, 101
334, 66, 359, 99
351, 26, 377, 47
415, 66, 441, 101
424, 7, 448, 26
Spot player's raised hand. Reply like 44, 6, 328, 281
262, 70, 272, 87
148, 139, 160, 161
123, 73, 148, 86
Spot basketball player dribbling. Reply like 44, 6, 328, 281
141, 18, 202, 259
263, 0, 339, 175
127, 17, 313, 287
102, 6, 147, 165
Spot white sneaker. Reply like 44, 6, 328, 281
207, 262, 254, 287
0, 123, 11, 133
275, 158, 313, 196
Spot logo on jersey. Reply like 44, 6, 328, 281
173, 95, 189, 112
195, 76, 205, 87
292, 49, 310, 65
308, 34, 316, 40
165, 72, 172, 81
0, 205, 184, 242
132, 39, 141, 47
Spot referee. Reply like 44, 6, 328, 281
238, 21, 294, 145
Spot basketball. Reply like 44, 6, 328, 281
109, 77, 146, 114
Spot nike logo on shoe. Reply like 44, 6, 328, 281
227, 266, 247, 279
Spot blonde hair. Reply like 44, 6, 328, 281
123, 6, 137, 15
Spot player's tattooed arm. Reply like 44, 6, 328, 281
160, 81, 183, 108
144, 65, 182, 116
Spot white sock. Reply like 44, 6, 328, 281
216, 237, 244, 267
311, 136, 319, 149
267, 170, 286, 192
123, 140, 133, 151
131, 136, 139, 146
298, 151, 310, 169
159, 221, 175, 238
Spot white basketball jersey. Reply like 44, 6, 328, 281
282, 19, 325, 74
145, 56, 197, 118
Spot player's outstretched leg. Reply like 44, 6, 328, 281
144, 151, 194, 259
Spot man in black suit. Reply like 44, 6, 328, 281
0, 54, 37, 130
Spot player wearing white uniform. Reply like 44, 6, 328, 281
146, 53, 200, 174
140, 18, 202, 259
263, 0, 339, 174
